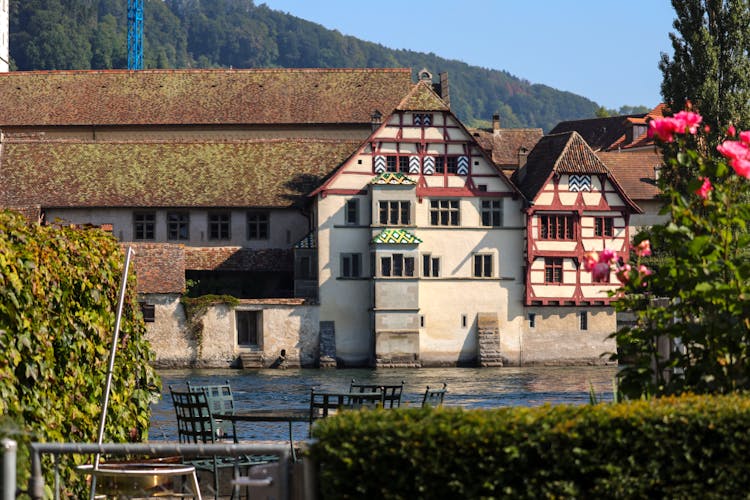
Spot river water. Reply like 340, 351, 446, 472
149, 366, 618, 442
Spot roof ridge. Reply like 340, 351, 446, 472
0, 67, 412, 77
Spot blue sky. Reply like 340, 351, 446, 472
259, 0, 676, 110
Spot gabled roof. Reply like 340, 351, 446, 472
0, 139, 359, 208
597, 149, 663, 201
395, 80, 450, 112
470, 127, 544, 167
0, 68, 414, 126
512, 131, 641, 212
549, 104, 667, 152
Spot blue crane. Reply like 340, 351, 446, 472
127, 0, 143, 70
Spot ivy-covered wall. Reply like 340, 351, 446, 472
0, 210, 160, 493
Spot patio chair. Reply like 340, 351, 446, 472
421, 383, 447, 407
187, 380, 236, 441
349, 379, 405, 408
170, 386, 270, 500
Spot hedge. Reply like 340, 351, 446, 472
309, 394, 750, 499
0, 211, 160, 496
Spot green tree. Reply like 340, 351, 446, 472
609, 114, 750, 398
660, 0, 750, 141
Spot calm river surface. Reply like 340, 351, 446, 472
149, 366, 618, 442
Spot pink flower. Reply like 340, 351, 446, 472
592, 262, 610, 283
583, 251, 598, 272
635, 240, 651, 257
740, 130, 750, 144
599, 248, 617, 264
616, 263, 632, 285
672, 111, 703, 134
728, 125, 736, 137
638, 265, 652, 276
731, 158, 750, 179
717, 139, 750, 161
695, 177, 713, 199
648, 118, 678, 142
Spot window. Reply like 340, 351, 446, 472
296, 255, 314, 279
422, 254, 440, 277
398, 156, 409, 173
345, 199, 359, 225
379, 201, 410, 225
461, 314, 468, 328
341, 253, 362, 278
381, 254, 415, 277
579, 311, 588, 331
386, 155, 398, 172
481, 200, 503, 227
544, 257, 564, 283
236, 310, 260, 346
413, 113, 433, 126
595, 217, 614, 237
139, 302, 155, 323
429, 199, 460, 226
539, 215, 574, 240
528, 313, 536, 328
435, 156, 445, 174
167, 212, 189, 240
473, 254, 493, 278
446, 156, 459, 174
208, 212, 231, 240
246, 211, 269, 240
133, 212, 155, 240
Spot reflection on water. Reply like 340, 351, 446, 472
150, 366, 617, 442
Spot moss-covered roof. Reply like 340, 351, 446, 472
0, 139, 359, 208
0, 68, 414, 126
396, 80, 450, 111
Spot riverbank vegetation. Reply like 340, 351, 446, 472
0, 211, 159, 494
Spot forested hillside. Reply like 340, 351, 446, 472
10, 0, 616, 131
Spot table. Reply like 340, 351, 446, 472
214, 408, 309, 462
77, 462, 202, 499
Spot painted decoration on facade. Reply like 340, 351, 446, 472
371, 172, 417, 185
294, 230, 316, 249
374, 155, 387, 174
569, 174, 592, 192
422, 156, 435, 175
409, 155, 421, 174
457, 155, 469, 175
414, 113, 432, 126
372, 228, 422, 244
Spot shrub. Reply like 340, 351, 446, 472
0, 211, 160, 495
309, 394, 750, 499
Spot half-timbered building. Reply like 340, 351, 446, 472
511, 131, 641, 363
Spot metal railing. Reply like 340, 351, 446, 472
2, 440, 316, 500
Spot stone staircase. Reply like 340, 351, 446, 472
239, 351, 264, 369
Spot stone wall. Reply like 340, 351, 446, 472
144, 295, 320, 368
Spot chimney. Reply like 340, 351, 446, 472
517, 147, 529, 168
492, 114, 500, 134
371, 110, 382, 131
439, 72, 450, 107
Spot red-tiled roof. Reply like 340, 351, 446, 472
512, 131, 641, 213
471, 127, 543, 167
597, 149, 663, 201
0, 68, 413, 126
0, 139, 359, 208
395, 80, 449, 111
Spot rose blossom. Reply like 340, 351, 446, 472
672, 111, 702, 134
695, 177, 713, 199
635, 240, 651, 258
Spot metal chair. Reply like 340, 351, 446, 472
421, 383, 447, 407
349, 379, 405, 408
187, 380, 237, 441
308, 388, 381, 436
170, 386, 267, 500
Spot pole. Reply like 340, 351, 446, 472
89, 246, 134, 500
